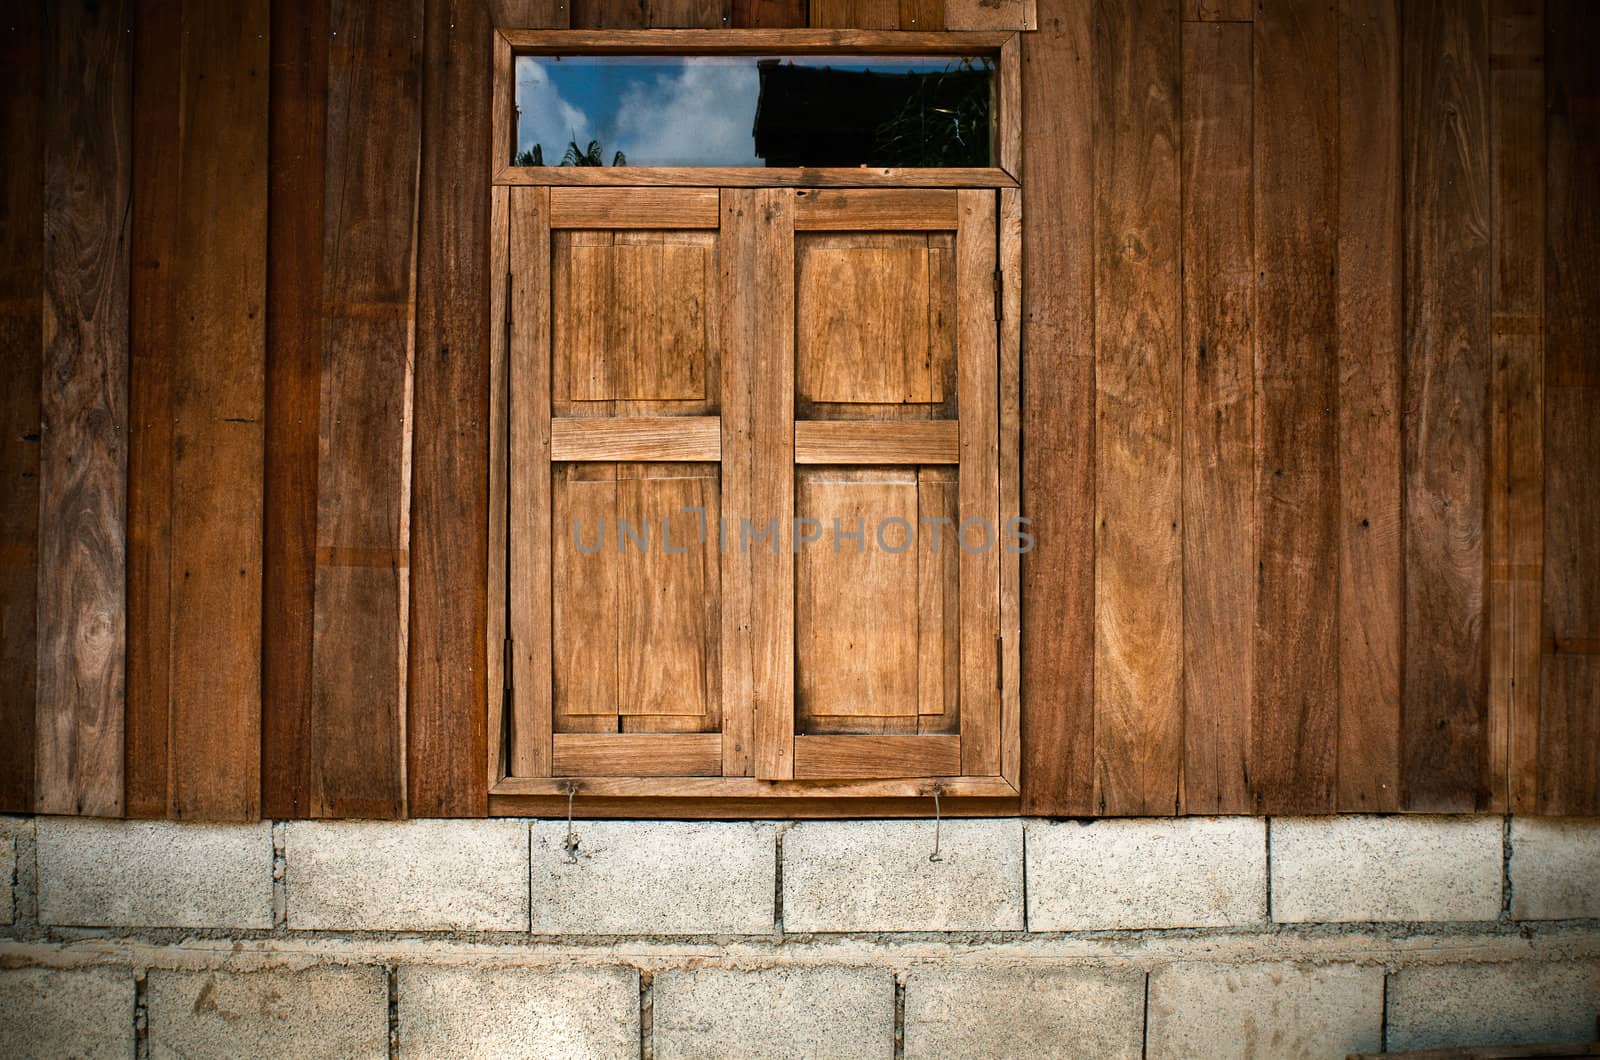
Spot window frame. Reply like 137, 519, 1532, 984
491, 30, 1022, 188
486, 29, 1023, 818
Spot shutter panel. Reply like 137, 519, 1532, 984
504, 186, 1009, 795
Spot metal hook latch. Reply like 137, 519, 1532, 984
563, 781, 581, 864
928, 783, 944, 863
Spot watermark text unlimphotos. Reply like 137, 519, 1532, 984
569, 508, 1034, 555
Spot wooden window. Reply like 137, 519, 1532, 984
488, 32, 1021, 810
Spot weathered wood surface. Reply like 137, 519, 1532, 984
35, 0, 132, 816
0, 3, 46, 813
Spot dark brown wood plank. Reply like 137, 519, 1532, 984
1488, 0, 1544, 812
35, 0, 132, 816
808, 0, 897, 28
1401, 0, 1493, 812
126, 0, 179, 818
732, 0, 806, 26
572, 0, 728, 27
1019, 0, 1096, 815
129, 0, 270, 820
1092, 0, 1182, 817
1179, 19, 1252, 815
304, 0, 425, 819
0, 2, 45, 813
1335, 0, 1403, 812
1250, 0, 1339, 815
263, 0, 329, 819
171, 0, 270, 820
1539, 0, 1600, 815
410, 0, 495, 816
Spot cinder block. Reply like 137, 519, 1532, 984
781, 819, 1023, 933
653, 966, 893, 1060
1, 816, 32, 926
531, 820, 775, 935
288, 819, 528, 931
1387, 960, 1600, 1051
37, 818, 272, 928
1147, 962, 1383, 1059
1511, 817, 1600, 920
147, 966, 388, 1059
1270, 816, 1502, 923
0, 967, 133, 1059
904, 965, 1144, 1059
398, 964, 638, 1059
1025, 817, 1266, 930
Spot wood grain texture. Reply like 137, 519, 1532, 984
1179, 19, 1252, 815
551, 416, 721, 461
808, 0, 897, 28
943, 0, 1027, 30
1402, 0, 1493, 811
997, 186, 1021, 784
552, 733, 721, 776
1251, 0, 1338, 815
550, 188, 720, 229
793, 189, 959, 230
1092, 0, 1182, 816
1186, 0, 1250, 20
1019, 0, 1096, 815
571, 0, 729, 27
499, 167, 1017, 189
1539, 0, 1600, 815
794, 420, 959, 464
1488, 0, 1544, 812
0, 1, 45, 813
493, 772, 1014, 800
732, 0, 807, 27
410, 0, 494, 815
501, 28, 1013, 49
305, 0, 424, 818
508, 188, 554, 774
955, 189, 1000, 776
129, 0, 269, 821
35, 0, 132, 816
263, 0, 330, 819
720, 189, 794, 778
1335, 0, 1403, 812
793, 734, 961, 779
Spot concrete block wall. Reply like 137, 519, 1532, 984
0, 814, 1597, 1058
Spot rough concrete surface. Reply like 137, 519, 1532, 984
652, 965, 894, 1060
147, 966, 389, 1059
531, 820, 776, 935
782, 819, 1024, 933
903, 964, 1145, 1059
398, 964, 639, 1059
37, 818, 273, 928
1270, 816, 1503, 923
1386, 959, 1600, 1051
1511, 817, 1600, 920
288, 819, 529, 931
1026, 817, 1267, 930
1, 833, 13, 926
0, 967, 133, 1059
1146, 962, 1383, 1059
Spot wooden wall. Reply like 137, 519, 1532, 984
0, 0, 1595, 819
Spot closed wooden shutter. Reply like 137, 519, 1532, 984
502, 186, 1009, 797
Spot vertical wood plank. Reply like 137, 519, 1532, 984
509, 186, 553, 777
722, 189, 795, 779
1251, 0, 1339, 815
1402, 0, 1493, 812
1335, 0, 1403, 812
1539, 0, 1600, 815
1020, 0, 1096, 814
572, 0, 728, 27
35, 0, 132, 816
0, 2, 45, 813
487, 186, 510, 786
1489, 0, 1544, 812
1092, 0, 1182, 816
129, 0, 269, 820
170, 0, 269, 820
263, 0, 329, 819
808, 0, 897, 28
126, 0, 180, 818
411, 0, 493, 815
957, 189, 1000, 777
305, 0, 424, 818
1186, 0, 1251, 21
1179, 19, 1253, 815
998, 186, 1022, 786
732, 0, 807, 26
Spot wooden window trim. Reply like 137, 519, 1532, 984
486, 31, 1023, 817
491, 30, 1022, 188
